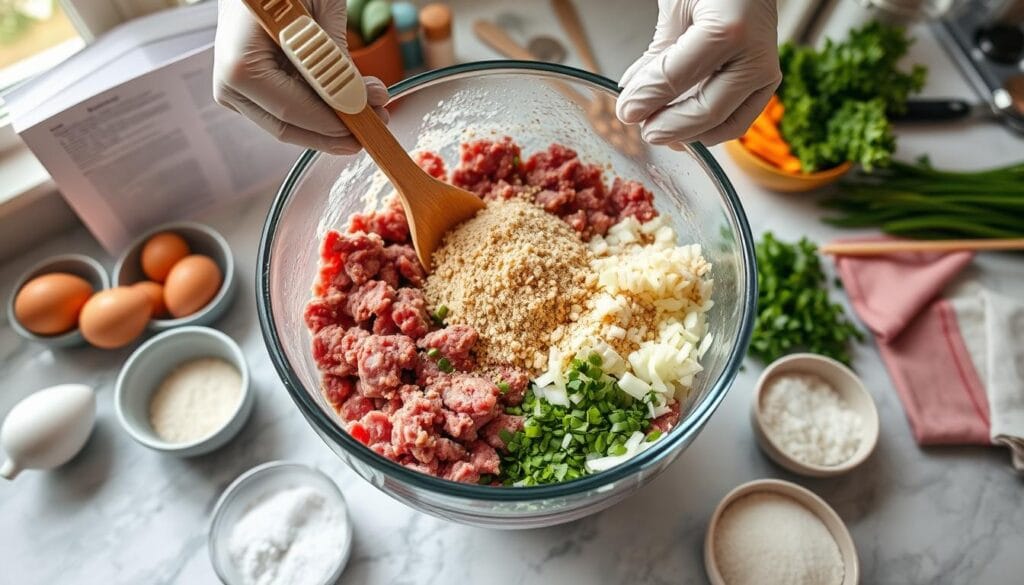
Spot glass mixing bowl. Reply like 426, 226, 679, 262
257, 62, 756, 529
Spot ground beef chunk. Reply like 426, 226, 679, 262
481, 414, 524, 450
347, 280, 396, 323
356, 335, 418, 398
488, 366, 529, 406
401, 457, 439, 476
312, 325, 359, 376
415, 150, 448, 180
332, 231, 384, 285
451, 137, 523, 196
356, 410, 392, 445
469, 441, 501, 475
378, 244, 426, 289
303, 290, 350, 332
369, 442, 398, 460
348, 196, 410, 243
390, 288, 432, 339
338, 393, 375, 422
609, 177, 656, 223
416, 356, 443, 386
435, 437, 467, 462
417, 325, 478, 369
371, 311, 400, 335
322, 375, 355, 410
443, 460, 480, 483
649, 401, 681, 434
391, 393, 443, 463
442, 409, 477, 441
312, 231, 350, 296
437, 374, 500, 419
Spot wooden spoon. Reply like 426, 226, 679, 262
240, 0, 484, 271
550, 0, 644, 156
473, 20, 643, 157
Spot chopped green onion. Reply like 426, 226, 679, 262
497, 381, 510, 394
645, 430, 663, 442
437, 357, 453, 373
426, 347, 441, 359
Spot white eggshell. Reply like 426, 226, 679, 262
0, 384, 96, 479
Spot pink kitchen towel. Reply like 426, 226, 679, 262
833, 242, 990, 445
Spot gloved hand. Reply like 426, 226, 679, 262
616, 0, 782, 146
213, 0, 389, 154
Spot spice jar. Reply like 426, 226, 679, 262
420, 3, 455, 70
392, 2, 423, 71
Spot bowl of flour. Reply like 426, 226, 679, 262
208, 461, 353, 585
750, 353, 880, 477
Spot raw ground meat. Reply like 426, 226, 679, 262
306, 138, 678, 484
348, 196, 409, 243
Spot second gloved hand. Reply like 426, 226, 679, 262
616, 0, 782, 146
213, 0, 389, 154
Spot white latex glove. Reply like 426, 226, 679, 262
617, 0, 782, 146
213, 0, 389, 154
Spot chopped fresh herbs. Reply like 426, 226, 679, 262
426, 347, 441, 359
750, 232, 864, 366
437, 357, 454, 373
500, 355, 651, 486
497, 380, 511, 394
777, 23, 926, 172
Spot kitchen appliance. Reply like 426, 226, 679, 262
934, 0, 1024, 133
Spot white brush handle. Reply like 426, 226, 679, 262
278, 15, 367, 114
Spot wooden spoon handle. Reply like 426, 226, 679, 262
336, 107, 426, 187
551, 0, 601, 73
820, 238, 1024, 256
473, 20, 536, 61
473, 20, 591, 111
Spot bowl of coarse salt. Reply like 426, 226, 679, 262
208, 461, 353, 585
115, 326, 253, 457
751, 353, 879, 477
704, 478, 858, 585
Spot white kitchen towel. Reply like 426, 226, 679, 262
951, 289, 1024, 472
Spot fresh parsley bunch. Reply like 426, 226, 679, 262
750, 232, 864, 366
778, 23, 927, 172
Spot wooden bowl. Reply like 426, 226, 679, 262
725, 139, 852, 193
351, 24, 404, 87
705, 479, 859, 585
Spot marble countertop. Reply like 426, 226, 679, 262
3, 2, 1024, 583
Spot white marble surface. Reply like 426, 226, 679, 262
3, 2, 1024, 584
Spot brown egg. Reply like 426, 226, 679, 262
13, 272, 94, 335
141, 232, 190, 283
132, 281, 167, 318
79, 287, 151, 349
163, 254, 222, 318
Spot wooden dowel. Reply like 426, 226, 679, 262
820, 238, 1024, 256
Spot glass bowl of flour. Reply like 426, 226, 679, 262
209, 461, 353, 585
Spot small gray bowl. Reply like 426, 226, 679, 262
115, 326, 253, 457
7, 254, 109, 348
208, 461, 353, 585
112, 221, 236, 331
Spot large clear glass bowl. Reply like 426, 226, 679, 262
256, 62, 756, 529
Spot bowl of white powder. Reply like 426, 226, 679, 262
751, 353, 879, 477
115, 326, 253, 457
209, 461, 353, 585
704, 478, 858, 585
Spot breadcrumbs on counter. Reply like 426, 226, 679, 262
425, 199, 596, 372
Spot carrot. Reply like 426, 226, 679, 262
741, 135, 802, 173
750, 113, 783, 142
766, 95, 784, 124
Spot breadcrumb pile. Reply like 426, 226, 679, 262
425, 199, 596, 372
